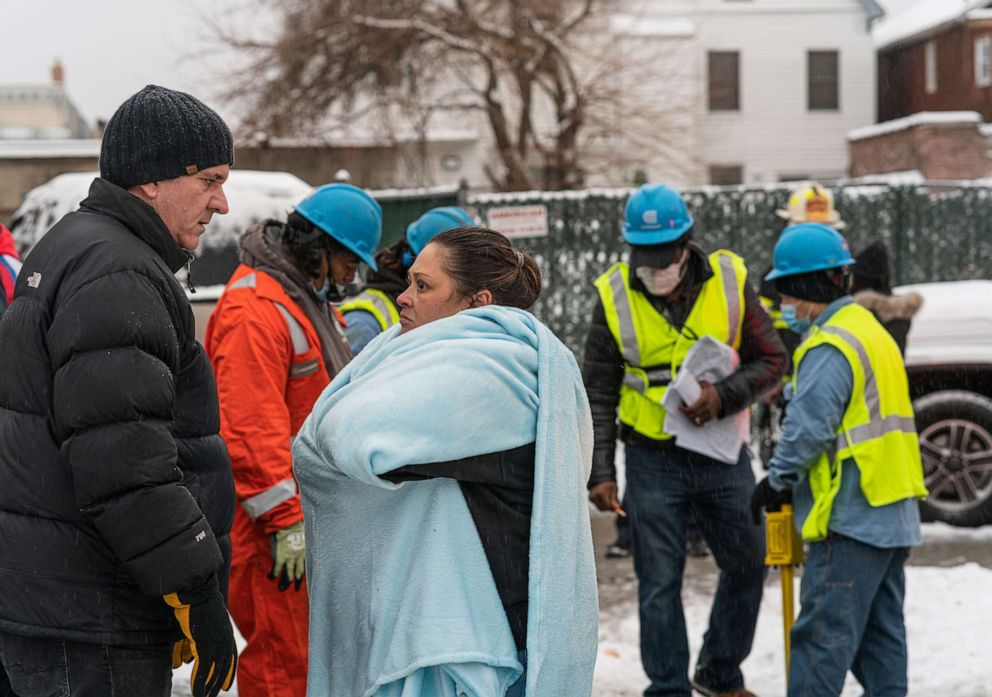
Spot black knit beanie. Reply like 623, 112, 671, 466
774, 269, 848, 303
852, 241, 892, 293
100, 85, 234, 189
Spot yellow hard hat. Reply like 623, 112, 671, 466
775, 184, 845, 229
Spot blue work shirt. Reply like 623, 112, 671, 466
768, 296, 922, 549
343, 309, 385, 355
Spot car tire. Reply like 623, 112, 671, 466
914, 390, 992, 527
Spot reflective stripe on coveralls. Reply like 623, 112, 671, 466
241, 477, 299, 520
224, 272, 316, 516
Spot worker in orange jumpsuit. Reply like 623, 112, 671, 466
205, 183, 382, 697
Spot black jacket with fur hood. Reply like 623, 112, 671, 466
0, 178, 235, 644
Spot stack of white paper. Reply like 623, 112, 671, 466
661, 336, 750, 464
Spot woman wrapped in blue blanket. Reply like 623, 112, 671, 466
293, 227, 598, 697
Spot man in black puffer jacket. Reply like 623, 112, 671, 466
0, 86, 238, 697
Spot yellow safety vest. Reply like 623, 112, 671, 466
595, 251, 747, 441
339, 288, 401, 331
759, 295, 788, 331
792, 302, 928, 541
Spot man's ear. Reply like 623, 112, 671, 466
128, 182, 159, 202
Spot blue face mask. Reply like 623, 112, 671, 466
313, 278, 331, 303
780, 303, 812, 334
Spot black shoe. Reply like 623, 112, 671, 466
605, 543, 631, 559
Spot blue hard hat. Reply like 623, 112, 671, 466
294, 183, 383, 271
765, 223, 855, 280
623, 184, 694, 246
406, 206, 475, 255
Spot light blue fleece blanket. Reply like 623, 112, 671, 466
292, 306, 598, 697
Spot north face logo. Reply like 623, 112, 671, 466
26, 272, 41, 288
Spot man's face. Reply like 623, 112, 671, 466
148, 164, 230, 251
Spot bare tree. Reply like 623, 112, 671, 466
215, 0, 699, 191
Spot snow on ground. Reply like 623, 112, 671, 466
593, 561, 992, 697
173, 552, 992, 696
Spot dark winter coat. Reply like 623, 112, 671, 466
0, 178, 235, 645
583, 244, 788, 485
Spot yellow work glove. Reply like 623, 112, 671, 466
269, 520, 306, 592
163, 578, 238, 697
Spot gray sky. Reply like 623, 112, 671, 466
0, 0, 249, 127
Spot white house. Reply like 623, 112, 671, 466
598, 0, 884, 186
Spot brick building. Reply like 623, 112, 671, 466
849, 1, 992, 180
877, 2, 992, 122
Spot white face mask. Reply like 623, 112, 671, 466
635, 258, 686, 296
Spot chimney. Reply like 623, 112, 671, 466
52, 59, 64, 86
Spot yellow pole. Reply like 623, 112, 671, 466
764, 504, 803, 693
781, 564, 794, 681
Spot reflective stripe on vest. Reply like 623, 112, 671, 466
229, 272, 257, 290
819, 325, 916, 449
596, 251, 747, 441
242, 477, 297, 520
717, 254, 741, 348
792, 303, 926, 541
339, 289, 401, 332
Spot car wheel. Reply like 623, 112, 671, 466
914, 390, 992, 527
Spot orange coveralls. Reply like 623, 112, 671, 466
205, 264, 338, 697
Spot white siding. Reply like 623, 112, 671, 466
694, 0, 876, 183
598, 0, 877, 186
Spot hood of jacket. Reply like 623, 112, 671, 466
239, 220, 353, 376
854, 289, 924, 323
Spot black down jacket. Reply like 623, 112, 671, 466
0, 178, 235, 645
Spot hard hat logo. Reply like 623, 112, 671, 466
623, 184, 693, 245
777, 183, 845, 229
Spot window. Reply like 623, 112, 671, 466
925, 40, 938, 94
708, 51, 740, 111
808, 50, 839, 111
976, 36, 992, 88
709, 165, 743, 185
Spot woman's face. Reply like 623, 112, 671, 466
396, 243, 472, 333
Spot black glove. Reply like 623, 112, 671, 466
164, 577, 238, 697
750, 476, 793, 525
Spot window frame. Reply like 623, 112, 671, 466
925, 39, 938, 94
708, 50, 741, 112
976, 35, 992, 88
807, 50, 840, 111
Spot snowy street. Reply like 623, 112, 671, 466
172, 516, 992, 697
589, 514, 992, 697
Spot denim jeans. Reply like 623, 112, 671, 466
789, 535, 910, 697
0, 632, 171, 697
626, 445, 766, 697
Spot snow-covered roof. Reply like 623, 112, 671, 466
874, 0, 992, 50
847, 111, 983, 141
10, 170, 314, 256
609, 14, 695, 38
249, 128, 479, 149
0, 138, 101, 159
